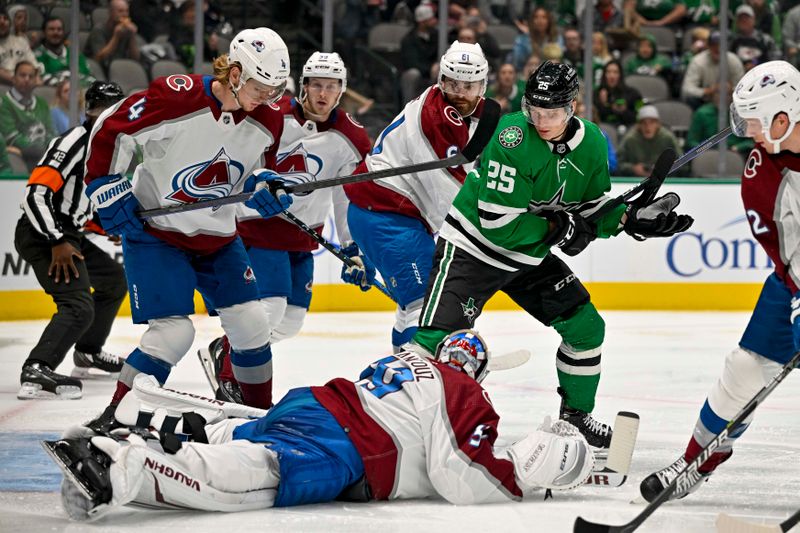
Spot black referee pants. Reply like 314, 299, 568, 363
14, 216, 128, 371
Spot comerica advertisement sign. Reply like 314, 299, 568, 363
0, 179, 765, 315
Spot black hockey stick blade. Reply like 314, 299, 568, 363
585, 148, 677, 223
139, 98, 502, 219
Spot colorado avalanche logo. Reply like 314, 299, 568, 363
275, 143, 321, 196
167, 148, 245, 205
760, 74, 776, 87
166, 74, 193, 92
251, 40, 265, 53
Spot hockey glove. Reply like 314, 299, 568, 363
541, 210, 596, 256
340, 242, 377, 291
243, 169, 293, 219
85, 174, 143, 237
624, 192, 693, 240
791, 295, 800, 352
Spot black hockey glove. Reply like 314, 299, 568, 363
624, 192, 694, 240
541, 210, 596, 256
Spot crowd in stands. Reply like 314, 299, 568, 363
1, 0, 793, 177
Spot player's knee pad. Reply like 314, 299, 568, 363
260, 297, 288, 333
708, 347, 782, 420
139, 316, 195, 367
551, 302, 605, 351
218, 301, 271, 351
272, 305, 306, 343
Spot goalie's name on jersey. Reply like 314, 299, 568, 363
84, 74, 283, 255
237, 100, 371, 251
344, 86, 486, 233
741, 145, 800, 292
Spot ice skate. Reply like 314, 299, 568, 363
85, 404, 123, 434
18, 362, 82, 400
72, 349, 124, 379
558, 388, 612, 465
42, 437, 113, 508
197, 336, 243, 404
640, 456, 708, 502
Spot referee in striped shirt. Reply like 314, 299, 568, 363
14, 81, 128, 400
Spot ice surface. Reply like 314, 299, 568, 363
1, 310, 798, 532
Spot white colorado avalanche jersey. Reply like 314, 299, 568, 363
85, 74, 283, 255
237, 100, 371, 251
344, 86, 488, 233
311, 349, 523, 503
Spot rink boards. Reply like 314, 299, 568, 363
0, 178, 764, 320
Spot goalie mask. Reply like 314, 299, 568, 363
228, 27, 290, 105
730, 60, 800, 152
436, 329, 489, 383
522, 60, 578, 130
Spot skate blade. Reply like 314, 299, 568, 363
18, 383, 82, 400
196, 348, 220, 393
71, 366, 120, 380
41, 440, 96, 502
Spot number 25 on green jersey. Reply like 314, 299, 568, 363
485, 160, 516, 193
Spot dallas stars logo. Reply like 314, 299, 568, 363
498, 126, 523, 149
461, 297, 478, 323
527, 183, 581, 213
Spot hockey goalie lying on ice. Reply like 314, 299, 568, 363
43, 330, 596, 519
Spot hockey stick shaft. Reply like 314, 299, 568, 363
574, 349, 800, 533
669, 126, 733, 175
280, 210, 394, 300
139, 99, 501, 219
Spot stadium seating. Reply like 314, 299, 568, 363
626, 74, 670, 102
691, 149, 745, 177
108, 59, 149, 95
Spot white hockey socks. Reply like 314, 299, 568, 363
508, 417, 595, 492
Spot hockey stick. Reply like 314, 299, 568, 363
138, 98, 502, 219
581, 124, 736, 225
716, 507, 800, 533
585, 412, 640, 489
278, 210, 394, 300
487, 348, 531, 371
573, 349, 800, 533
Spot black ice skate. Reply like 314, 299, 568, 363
72, 349, 124, 378
640, 456, 709, 502
18, 362, 82, 400
41, 437, 112, 506
197, 336, 243, 404
558, 388, 612, 463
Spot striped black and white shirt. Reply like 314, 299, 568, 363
22, 124, 92, 243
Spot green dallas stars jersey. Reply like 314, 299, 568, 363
438, 112, 627, 271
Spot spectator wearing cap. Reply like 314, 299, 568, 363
730, 4, 778, 71
0, 8, 41, 85
84, 0, 141, 71
618, 105, 682, 177
400, 3, 439, 104
34, 17, 93, 86
8, 4, 38, 47
681, 31, 744, 109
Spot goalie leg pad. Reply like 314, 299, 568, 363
508, 417, 595, 492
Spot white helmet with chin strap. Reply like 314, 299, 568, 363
228, 27, 290, 104
731, 60, 800, 152
300, 51, 347, 108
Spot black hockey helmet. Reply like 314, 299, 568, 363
85, 81, 124, 114
523, 60, 579, 109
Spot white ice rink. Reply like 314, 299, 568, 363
1, 310, 798, 533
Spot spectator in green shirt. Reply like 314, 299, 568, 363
0, 61, 55, 169
596, 60, 643, 127
486, 62, 525, 114
34, 17, 93, 87
626, 0, 687, 26
625, 33, 673, 83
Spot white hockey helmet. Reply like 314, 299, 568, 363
228, 27, 290, 103
436, 329, 489, 383
438, 40, 489, 96
300, 51, 348, 107
730, 60, 800, 152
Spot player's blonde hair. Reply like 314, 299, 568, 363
213, 54, 241, 85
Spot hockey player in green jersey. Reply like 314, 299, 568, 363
411, 61, 693, 456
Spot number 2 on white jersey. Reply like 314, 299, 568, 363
486, 160, 516, 193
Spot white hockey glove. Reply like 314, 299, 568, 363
508, 416, 595, 492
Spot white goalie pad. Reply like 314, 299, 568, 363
115, 374, 268, 432
508, 417, 595, 492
